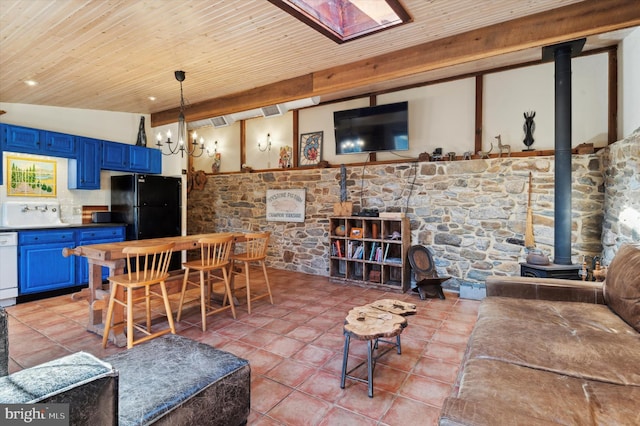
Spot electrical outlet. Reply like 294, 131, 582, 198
73, 207, 82, 215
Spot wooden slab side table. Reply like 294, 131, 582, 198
340, 299, 416, 397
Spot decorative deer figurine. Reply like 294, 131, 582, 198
477, 143, 493, 159
496, 135, 511, 157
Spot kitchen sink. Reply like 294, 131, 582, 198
1, 201, 70, 229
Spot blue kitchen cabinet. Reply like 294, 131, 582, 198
76, 226, 125, 284
103, 141, 161, 173
69, 137, 102, 189
102, 140, 129, 170
2, 124, 41, 154
0, 124, 3, 185
42, 130, 76, 157
130, 145, 161, 173
18, 230, 76, 294
1, 124, 75, 157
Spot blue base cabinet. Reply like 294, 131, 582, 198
18, 226, 125, 296
18, 230, 76, 295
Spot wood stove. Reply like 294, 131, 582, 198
520, 262, 581, 280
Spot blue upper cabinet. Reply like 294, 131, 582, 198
0, 124, 4, 185
1, 124, 162, 185
130, 145, 161, 173
69, 137, 102, 190
103, 141, 161, 173
42, 130, 76, 157
1, 124, 75, 158
102, 140, 129, 170
2, 124, 41, 154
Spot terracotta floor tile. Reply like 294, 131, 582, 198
243, 348, 284, 375
3, 268, 480, 425
267, 390, 332, 426
292, 344, 334, 368
286, 324, 324, 342
239, 328, 282, 348
381, 395, 441, 426
335, 382, 395, 420
219, 339, 258, 358
431, 330, 472, 347
251, 375, 294, 414
318, 406, 377, 426
413, 356, 460, 384
398, 374, 452, 407
264, 358, 317, 388
260, 318, 299, 335
297, 369, 346, 403
423, 341, 466, 364
263, 335, 306, 358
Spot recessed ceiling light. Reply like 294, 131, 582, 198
148, 96, 156, 101
24, 80, 38, 86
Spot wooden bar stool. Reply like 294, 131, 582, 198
177, 234, 236, 331
102, 242, 176, 349
230, 232, 273, 314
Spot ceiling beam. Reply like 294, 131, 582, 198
151, 0, 640, 127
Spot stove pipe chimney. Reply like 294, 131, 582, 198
542, 38, 585, 265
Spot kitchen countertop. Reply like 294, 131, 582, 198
0, 223, 126, 232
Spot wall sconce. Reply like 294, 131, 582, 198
258, 133, 272, 152
206, 140, 218, 157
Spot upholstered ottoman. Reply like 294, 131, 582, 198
0, 351, 118, 425
104, 334, 250, 426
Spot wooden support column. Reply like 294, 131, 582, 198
475, 75, 483, 154
608, 49, 618, 144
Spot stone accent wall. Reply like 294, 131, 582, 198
601, 128, 640, 265
188, 152, 613, 290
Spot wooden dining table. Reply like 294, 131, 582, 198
63, 232, 243, 347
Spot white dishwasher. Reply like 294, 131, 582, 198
0, 232, 18, 307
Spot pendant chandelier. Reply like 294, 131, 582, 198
155, 70, 205, 158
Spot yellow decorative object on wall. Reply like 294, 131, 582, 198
6, 155, 57, 197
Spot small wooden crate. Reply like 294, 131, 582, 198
333, 202, 353, 216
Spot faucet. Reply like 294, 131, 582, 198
22, 205, 30, 212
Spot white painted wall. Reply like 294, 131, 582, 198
484, 53, 608, 151
620, 27, 640, 136
190, 122, 242, 173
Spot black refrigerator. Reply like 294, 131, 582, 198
111, 174, 182, 270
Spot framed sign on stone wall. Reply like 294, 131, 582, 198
266, 189, 306, 222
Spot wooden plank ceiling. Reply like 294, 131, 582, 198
0, 0, 638, 127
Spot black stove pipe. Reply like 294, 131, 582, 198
543, 38, 585, 266
553, 46, 573, 265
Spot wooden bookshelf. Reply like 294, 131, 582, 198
329, 216, 410, 291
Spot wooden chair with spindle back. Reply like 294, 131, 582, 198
229, 232, 273, 314
176, 234, 236, 331
102, 242, 176, 349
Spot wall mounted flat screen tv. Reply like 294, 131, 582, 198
334, 101, 408, 154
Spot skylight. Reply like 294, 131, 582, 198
269, 0, 411, 43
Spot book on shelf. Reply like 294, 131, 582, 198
334, 240, 342, 257
383, 243, 390, 261
369, 242, 377, 261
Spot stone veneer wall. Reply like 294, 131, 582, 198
187, 152, 613, 290
601, 128, 640, 265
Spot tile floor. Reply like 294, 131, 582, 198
5, 268, 480, 426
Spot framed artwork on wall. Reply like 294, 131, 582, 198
6, 155, 57, 197
299, 131, 323, 167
